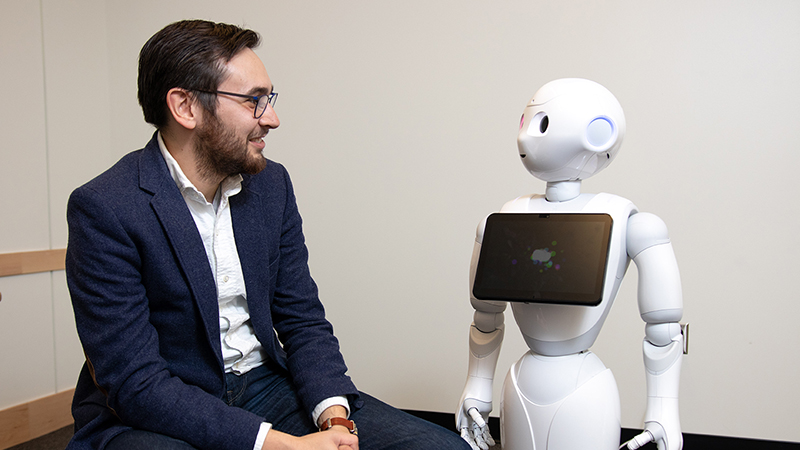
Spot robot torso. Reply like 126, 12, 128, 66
496, 192, 637, 356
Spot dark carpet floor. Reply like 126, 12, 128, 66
8, 426, 73, 450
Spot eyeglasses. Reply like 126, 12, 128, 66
195, 89, 278, 119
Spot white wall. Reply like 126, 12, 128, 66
0, 0, 109, 407
2, 0, 798, 444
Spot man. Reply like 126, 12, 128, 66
65, 19, 470, 450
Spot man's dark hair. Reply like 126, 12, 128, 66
137, 20, 260, 128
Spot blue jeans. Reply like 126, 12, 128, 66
106, 361, 470, 450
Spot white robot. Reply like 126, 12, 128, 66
456, 78, 684, 450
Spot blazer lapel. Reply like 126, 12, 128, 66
138, 135, 223, 364
230, 179, 283, 362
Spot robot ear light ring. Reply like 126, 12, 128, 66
457, 78, 685, 450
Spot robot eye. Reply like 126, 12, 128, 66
526, 111, 549, 137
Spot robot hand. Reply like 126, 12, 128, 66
622, 417, 682, 450
457, 401, 496, 450
636, 343, 684, 450
623, 329, 684, 450
457, 317, 504, 450
644, 415, 683, 450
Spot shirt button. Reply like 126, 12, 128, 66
223, 276, 229, 283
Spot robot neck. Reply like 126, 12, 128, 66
545, 180, 581, 202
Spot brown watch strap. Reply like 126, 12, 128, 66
319, 417, 358, 434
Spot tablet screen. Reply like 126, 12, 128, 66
472, 213, 613, 306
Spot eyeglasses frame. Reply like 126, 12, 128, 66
194, 89, 278, 119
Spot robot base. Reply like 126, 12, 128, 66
500, 351, 621, 450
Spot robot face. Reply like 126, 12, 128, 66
517, 78, 626, 182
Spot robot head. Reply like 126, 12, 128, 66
517, 78, 626, 182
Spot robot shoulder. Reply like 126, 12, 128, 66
626, 212, 670, 259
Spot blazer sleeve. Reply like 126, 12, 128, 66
66, 184, 263, 450
263, 167, 362, 415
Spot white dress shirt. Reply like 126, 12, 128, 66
157, 134, 348, 448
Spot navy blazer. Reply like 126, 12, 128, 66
65, 134, 360, 450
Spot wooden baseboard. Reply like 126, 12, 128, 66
0, 389, 74, 450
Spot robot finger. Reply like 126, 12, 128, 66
468, 407, 487, 428
471, 423, 491, 450
460, 428, 482, 450
480, 427, 496, 447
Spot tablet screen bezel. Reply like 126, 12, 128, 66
472, 213, 613, 306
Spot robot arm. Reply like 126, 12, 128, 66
457, 226, 507, 450
458, 310, 504, 450
625, 212, 684, 450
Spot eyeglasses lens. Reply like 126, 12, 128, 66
255, 93, 277, 119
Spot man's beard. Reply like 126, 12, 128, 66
194, 113, 267, 181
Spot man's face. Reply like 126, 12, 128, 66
194, 48, 280, 179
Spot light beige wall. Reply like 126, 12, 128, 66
0, 1, 61, 408
0, 0, 111, 407
2, 0, 798, 444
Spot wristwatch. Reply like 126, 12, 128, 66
319, 417, 358, 435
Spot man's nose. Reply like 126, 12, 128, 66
259, 104, 280, 128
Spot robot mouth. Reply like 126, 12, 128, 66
520, 154, 527, 158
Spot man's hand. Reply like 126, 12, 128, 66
318, 405, 349, 426
262, 428, 358, 450
317, 405, 356, 449
262, 403, 358, 449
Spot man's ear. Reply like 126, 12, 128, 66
166, 88, 200, 130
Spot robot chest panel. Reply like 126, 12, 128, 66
500, 193, 635, 352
